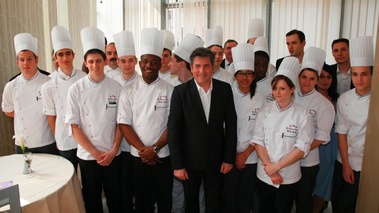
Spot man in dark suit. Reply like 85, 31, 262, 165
221, 39, 238, 71
330, 38, 354, 94
276, 29, 306, 69
168, 47, 237, 213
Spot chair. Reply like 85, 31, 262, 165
0, 184, 21, 213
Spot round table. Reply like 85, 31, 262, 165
0, 154, 85, 213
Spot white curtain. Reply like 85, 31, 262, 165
166, 0, 208, 48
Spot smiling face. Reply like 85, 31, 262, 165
84, 52, 107, 79
191, 56, 213, 88
117, 55, 137, 75
272, 77, 295, 106
139, 54, 161, 84
16, 50, 39, 78
55, 48, 74, 70
299, 69, 318, 94
351, 66, 372, 95
235, 70, 255, 93
332, 42, 350, 64
317, 69, 332, 92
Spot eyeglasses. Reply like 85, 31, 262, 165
236, 71, 254, 77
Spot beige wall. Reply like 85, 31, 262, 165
0, 0, 93, 156
356, 22, 379, 212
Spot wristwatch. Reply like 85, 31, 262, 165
152, 144, 161, 153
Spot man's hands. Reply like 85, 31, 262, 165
138, 146, 161, 165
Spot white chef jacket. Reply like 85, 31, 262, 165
2, 72, 55, 148
106, 68, 121, 79
267, 63, 277, 78
104, 65, 120, 76
212, 67, 235, 85
159, 71, 176, 83
335, 89, 370, 172
41, 69, 87, 151
294, 89, 335, 167
256, 72, 274, 104
233, 87, 265, 164
113, 72, 140, 152
65, 76, 122, 160
117, 77, 173, 158
251, 101, 314, 186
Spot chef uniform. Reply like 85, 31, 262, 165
2, 33, 56, 154
113, 30, 140, 212
117, 28, 174, 213
251, 57, 314, 213
159, 30, 176, 83
41, 26, 86, 168
247, 18, 264, 44
294, 47, 335, 213
254, 36, 275, 104
205, 26, 235, 85
65, 26, 122, 213
332, 36, 373, 213
168, 33, 205, 213
223, 43, 266, 213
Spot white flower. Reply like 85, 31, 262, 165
13, 134, 26, 154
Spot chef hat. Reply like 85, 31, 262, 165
232, 43, 255, 72
80, 26, 105, 54
301, 46, 326, 76
253, 36, 269, 55
162, 30, 175, 51
51, 26, 73, 54
140, 28, 165, 58
350, 36, 373, 67
113, 31, 135, 57
275, 57, 300, 85
248, 18, 264, 39
205, 25, 223, 48
174, 33, 204, 63
14, 33, 38, 56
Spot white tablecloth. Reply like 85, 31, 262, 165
0, 154, 85, 213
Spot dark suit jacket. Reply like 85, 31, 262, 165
275, 57, 286, 70
330, 64, 355, 91
168, 79, 237, 171
220, 58, 226, 69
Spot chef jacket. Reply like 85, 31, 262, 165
41, 68, 86, 150
65, 76, 122, 160
117, 77, 173, 158
2, 72, 55, 148
336, 89, 370, 172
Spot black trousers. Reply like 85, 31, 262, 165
184, 165, 223, 213
296, 165, 320, 213
121, 151, 135, 213
79, 155, 122, 213
331, 161, 360, 213
15, 142, 59, 155
59, 148, 78, 172
257, 179, 299, 213
132, 156, 172, 213
222, 163, 257, 213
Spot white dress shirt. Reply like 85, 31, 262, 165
336, 66, 351, 95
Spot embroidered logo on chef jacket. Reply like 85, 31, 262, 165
248, 108, 260, 121
106, 95, 117, 109
282, 124, 298, 138
155, 95, 168, 110
309, 109, 317, 118
36, 91, 42, 101
266, 93, 274, 102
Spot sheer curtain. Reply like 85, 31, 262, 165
166, 0, 208, 48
